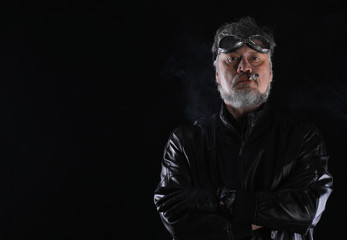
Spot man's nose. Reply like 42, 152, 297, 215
237, 58, 252, 73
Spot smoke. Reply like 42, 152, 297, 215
159, 23, 220, 122
284, 71, 347, 131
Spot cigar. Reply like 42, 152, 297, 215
248, 73, 259, 81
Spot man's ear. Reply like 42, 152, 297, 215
215, 71, 220, 84
270, 70, 273, 82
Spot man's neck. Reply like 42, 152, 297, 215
225, 103, 261, 121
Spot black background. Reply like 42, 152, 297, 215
0, 1, 345, 239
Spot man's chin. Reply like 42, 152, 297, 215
233, 88, 258, 95
221, 90, 266, 109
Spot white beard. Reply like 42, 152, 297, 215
217, 83, 271, 110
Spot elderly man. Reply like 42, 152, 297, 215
154, 16, 333, 240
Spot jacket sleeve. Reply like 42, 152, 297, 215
153, 126, 238, 240
233, 123, 333, 235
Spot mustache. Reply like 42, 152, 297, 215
233, 72, 259, 86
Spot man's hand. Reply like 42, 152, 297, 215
252, 224, 263, 231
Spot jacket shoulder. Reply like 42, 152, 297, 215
275, 111, 326, 147
167, 113, 218, 146
271, 107, 318, 130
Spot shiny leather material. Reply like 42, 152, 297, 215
154, 103, 333, 240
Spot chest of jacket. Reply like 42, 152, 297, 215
189, 113, 301, 193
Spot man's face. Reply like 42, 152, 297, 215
215, 43, 273, 109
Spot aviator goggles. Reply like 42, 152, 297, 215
218, 35, 271, 55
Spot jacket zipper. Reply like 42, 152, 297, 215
227, 215, 234, 240
238, 117, 254, 191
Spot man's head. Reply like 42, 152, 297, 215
212, 17, 276, 111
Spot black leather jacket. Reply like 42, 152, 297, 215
154, 103, 333, 240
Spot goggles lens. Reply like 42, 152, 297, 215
219, 36, 243, 52
218, 35, 270, 54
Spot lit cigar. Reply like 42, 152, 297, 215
248, 73, 259, 81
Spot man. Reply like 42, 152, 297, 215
154, 16, 333, 240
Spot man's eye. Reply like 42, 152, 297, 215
227, 56, 238, 62
251, 56, 260, 61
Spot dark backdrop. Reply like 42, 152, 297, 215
0, 1, 345, 239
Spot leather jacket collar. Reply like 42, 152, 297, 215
219, 102, 268, 133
